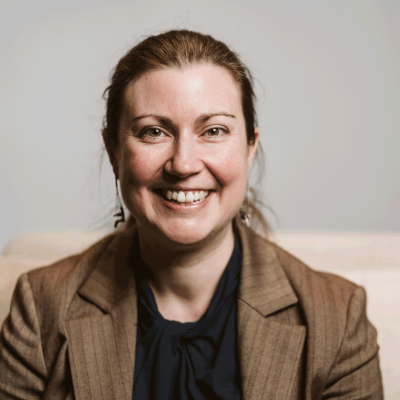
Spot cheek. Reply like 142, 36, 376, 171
209, 143, 249, 188
119, 144, 164, 187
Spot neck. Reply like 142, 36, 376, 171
137, 223, 235, 322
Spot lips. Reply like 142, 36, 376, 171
160, 189, 210, 205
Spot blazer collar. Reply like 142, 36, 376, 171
234, 219, 305, 400
234, 217, 299, 316
78, 224, 139, 313
78, 218, 298, 317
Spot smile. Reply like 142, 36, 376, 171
160, 189, 210, 205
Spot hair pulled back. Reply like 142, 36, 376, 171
103, 29, 269, 235
103, 29, 257, 146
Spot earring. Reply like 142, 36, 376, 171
239, 207, 250, 227
240, 189, 251, 227
113, 176, 125, 228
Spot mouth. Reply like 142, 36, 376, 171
157, 189, 211, 205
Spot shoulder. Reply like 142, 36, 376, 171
268, 240, 358, 304
22, 223, 140, 322
267, 239, 368, 339
237, 220, 363, 332
237, 219, 358, 304
19, 232, 118, 328
253, 232, 376, 357
1, 225, 139, 380
28, 233, 114, 293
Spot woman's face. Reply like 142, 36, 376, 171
107, 64, 258, 246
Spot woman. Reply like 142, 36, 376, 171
0, 30, 382, 399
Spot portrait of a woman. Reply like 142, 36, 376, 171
0, 30, 383, 399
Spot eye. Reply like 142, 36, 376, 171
204, 127, 226, 137
141, 128, 165, 138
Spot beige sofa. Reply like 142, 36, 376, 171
1, 230, 399, 399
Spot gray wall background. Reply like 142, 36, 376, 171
1, 0, 399, 250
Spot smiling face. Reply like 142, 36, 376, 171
105, 63, 258, 248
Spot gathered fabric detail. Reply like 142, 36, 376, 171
132, 235, 242, 400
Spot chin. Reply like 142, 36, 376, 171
162, 224, 212, 246
157, 217, 232, 248
167, 233, 207, 246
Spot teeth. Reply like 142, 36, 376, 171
161, 190, 210, 204
185, 192, 194, 203
177, 191, 186, 202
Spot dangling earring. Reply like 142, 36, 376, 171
239, 207, 250, 227
240, 187, 251, 227
113, 176, 125, 228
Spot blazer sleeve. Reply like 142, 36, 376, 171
0, 274, 48, 399
322, 285, 384, 399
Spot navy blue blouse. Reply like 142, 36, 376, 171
132, 235, 243, 400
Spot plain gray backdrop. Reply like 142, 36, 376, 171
1, 0, 399, 250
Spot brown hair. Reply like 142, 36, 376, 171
103, 29, 270, 235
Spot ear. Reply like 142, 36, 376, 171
247, 127, 259, 170
102, 128, 119, 178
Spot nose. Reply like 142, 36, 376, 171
164, 133, 203, 178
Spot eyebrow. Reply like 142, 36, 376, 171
131, 112, 236, 126
195, 112, 236, 124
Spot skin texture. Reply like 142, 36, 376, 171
104, 64, 258, 321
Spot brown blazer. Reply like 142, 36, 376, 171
0, 219, 383, 399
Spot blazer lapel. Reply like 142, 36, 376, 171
66, 226, 139, 400
66, 219, 305, 400
235, 220, 306, 400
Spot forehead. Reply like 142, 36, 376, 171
123, 64, 243, 120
